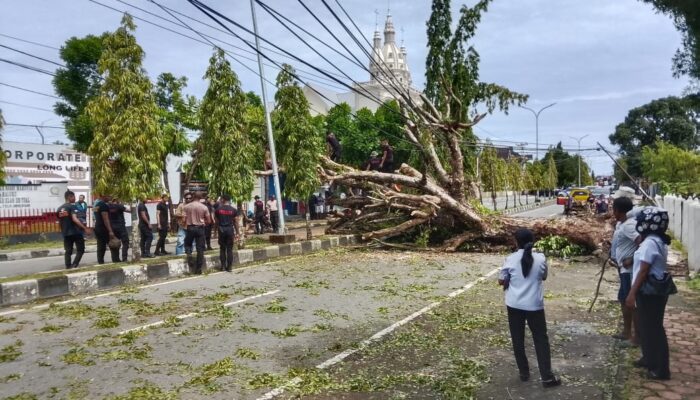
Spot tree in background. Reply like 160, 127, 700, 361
375, 100, 410, 167
86, 15, 164, 261
154, 73, 198, 198
244, 91, 267, 170
325, 103, 361, 166
198, 48, 255, 204
480, 147, 504, 210
0, 109, 6, 185
53, 33, 106, 152
642, 142, 700, 196
609, 95, 700, 177
273, 64, 324, 239
540, 143, 594, 187
642, 0, 700, 81
506, 158, 523, 206
544, 155, 558, 196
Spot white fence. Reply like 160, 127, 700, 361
658, 195, 700, 273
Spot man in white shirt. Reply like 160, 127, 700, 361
267, 195, 279, 233
611, 196, 640, 345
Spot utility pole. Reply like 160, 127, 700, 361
570, 134, 589, 187
250, 0, 285, 234
521, 103, 555, 199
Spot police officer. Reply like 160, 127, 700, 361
93, 194, 115, 264
58, 190, 92, 269
155, 194, 170, 256
214, 195, 238, 272
254, 195, 265, 234
137, 198, 155, 258
108, 198, 130, 262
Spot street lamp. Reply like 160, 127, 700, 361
521, 102, 556, 162
569, 134, 589, 187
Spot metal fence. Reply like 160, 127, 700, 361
0, 208, 61, 236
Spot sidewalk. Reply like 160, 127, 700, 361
625, 285, 700, 400
0, 219, 327, 262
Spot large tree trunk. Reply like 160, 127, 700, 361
305, 211, 312, 240
131, 203, 141, 261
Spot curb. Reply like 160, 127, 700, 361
0, 235, 358, 307
0, 222, 328, 262
502, 199, 557, 215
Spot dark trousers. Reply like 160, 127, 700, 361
63, 234, 85, 268
185, 225, 206, 273
507, 306, 554, 380
94, 227, 108, 264
156, 227, 168, 254
254, 215, 264, 234
110, 226, 129, 263
205, 224, 213, 249
270, 210, 279, 232
218, 226, 235, 271
637, 294, 670, 377
139, 224, 153, 256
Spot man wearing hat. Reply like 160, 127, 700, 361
365, 151, 381, 171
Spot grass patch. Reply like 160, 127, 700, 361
117, 298, 178, 317
313, 309, 348, 320
688, 275, 700, 292
293, 279, 330, 295
38, 324, 66, 333
101, 344, 152, 361
170, 289, 197, 299
0, 315, 16, 323
106, 382, 179, 400
263, 298, 287, 314
203, 292, 231, 302
92, 308, 120, 329
186, 357, 239, 393
3, 393, 38, 400
0, 373, 21, 383
247, 372, 285, 389
271, 324, 304, 338
433, 357, 489, 399
0, 340, 23, 362
61, 347, 94, 366
43, 302, 94, 319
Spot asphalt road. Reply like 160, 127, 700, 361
511, 203, 565, 219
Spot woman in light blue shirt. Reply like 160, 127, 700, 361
499, 228, 560, 388
626, 207, 671, 380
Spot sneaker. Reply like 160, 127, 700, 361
542, 376, 561, 388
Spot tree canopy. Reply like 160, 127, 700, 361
609, 95, 700, 177
540, 143, 594, 187
642, 142, 700, 196
53, 33, 106, 152
86, 14, 164, 201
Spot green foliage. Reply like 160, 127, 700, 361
273, 64, 323, 202
425, 0, 527, 121
53, 33, 106, 152
641, 142, 700, 196
61, 347, 95, 366
545, 154, 558, 190
642, 0, 700, 80
326, 102, 361, 166
86, 15, 164, 200
0, 340, 22, 362
609, 95, 700, 177
480, 147, 506, 205
198, 48, 256, 201
107, 382, 178, 400
540, 142, 594, 187
535, 235, 585, 258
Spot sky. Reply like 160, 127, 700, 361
0, 0, 691, 175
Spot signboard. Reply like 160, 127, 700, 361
0, 182, 68, 210
2, 141, 90, 200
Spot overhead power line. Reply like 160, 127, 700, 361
0, 44, 64, 67
0, 82, 60, 99
0, 33, 61, 50
5, 123, 64, 129
0, 58, 56, 76
0, 100, 54, 112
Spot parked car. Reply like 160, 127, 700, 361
556, 191, 569, 205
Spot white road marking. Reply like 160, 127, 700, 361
118, 289, 281, 335
255, 267, 500, 400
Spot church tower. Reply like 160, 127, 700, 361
369, 11, 412, 88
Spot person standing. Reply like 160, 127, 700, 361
214, 195, 238, 272
267, 195, 279, 233
364, 151, 382, 171
108, 198, 130, 262
137, 198, 155, 258
326, 131, 342, 162
253, 195, 265, 234
58, 190, 92, 269
626, 207, 672, 380
204, 196, 215, 250
75, 194, 88, 227
499, 228, 561, 388
155, 194, 170, 256
611, 196, 640, 347
93, 194, 114, 264
184, 192, 211, 274
174, 193, 191, 255
379, 139, 394, 173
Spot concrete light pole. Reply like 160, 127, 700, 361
250, 0, 285, 234
570, 134, 589, 187
521, 103, 556, 162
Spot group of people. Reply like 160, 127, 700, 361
498, 193, 673, 387
325, 131, 395, 174
58, 190, 252, 274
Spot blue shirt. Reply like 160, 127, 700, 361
632, 235, 668, 285
499, 249, 548, 311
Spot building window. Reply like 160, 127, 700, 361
387, 52, 393, 59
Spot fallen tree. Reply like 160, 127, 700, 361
319, 0, 611, 252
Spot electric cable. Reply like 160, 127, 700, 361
0, 100, 54, 112
0, 82, 60, 99
0, 44, 64, 67
0, 58, 56, 76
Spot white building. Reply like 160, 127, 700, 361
303, 12, 422, 115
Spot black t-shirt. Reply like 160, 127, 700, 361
327, 136, 341, 152
254, 200, 265, 216
58, 203, 80, 237
382, 144, 394, 163
156, 201, 169, 226
367, 157, 381, 171
215, 205, 237, 227
109, 203, 127, 228
93, 199, 107, 230
137, 203, 149, 227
